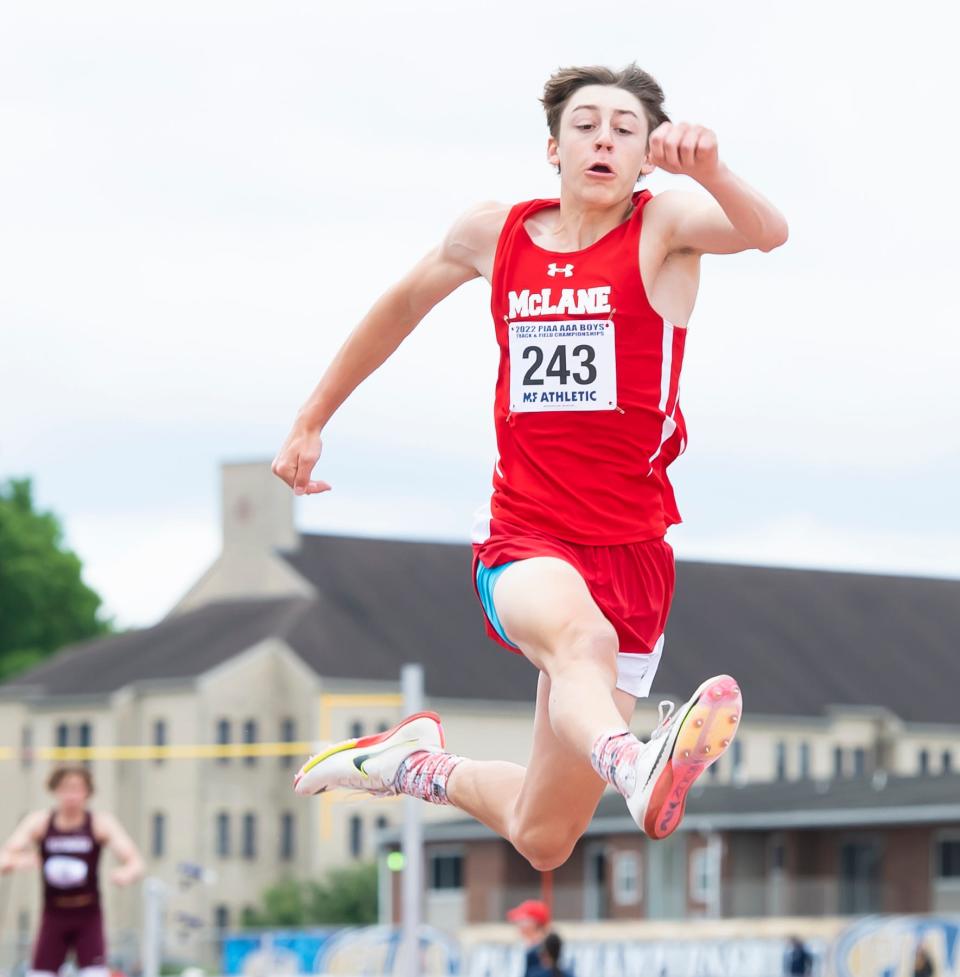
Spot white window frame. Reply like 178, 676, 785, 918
689, 846, 718, 905
612, 850, 641, 906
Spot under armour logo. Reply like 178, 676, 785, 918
546, 263, 574, 278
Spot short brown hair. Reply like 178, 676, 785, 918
541, 63, 670, 142
47, 765, 94, 795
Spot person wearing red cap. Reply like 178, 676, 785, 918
507, 900, 551, 977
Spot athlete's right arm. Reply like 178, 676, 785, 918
272, 201, 509, 495
0, 810, 46, 873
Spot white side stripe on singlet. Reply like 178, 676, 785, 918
471, 503, 492, 544
658, 320, 675, 412
648, 411, 678, 468
649, 319, 679, 471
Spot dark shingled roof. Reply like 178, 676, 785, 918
6, 533, 960, 721
3, 597, 310, 697
592, 771, 960, 826
411, 774, 960, 843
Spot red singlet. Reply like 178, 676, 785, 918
479, 189, 687, 546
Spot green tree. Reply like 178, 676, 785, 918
245, 864, 378, 928
0, 477, 112, 680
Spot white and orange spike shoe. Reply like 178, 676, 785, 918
626, 674, 742, 839
293, 711, 445, 798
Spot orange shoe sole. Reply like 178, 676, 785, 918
643, 675, 742, 839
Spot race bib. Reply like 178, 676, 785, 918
44, 855, 89, 889
508, 319, 616, 412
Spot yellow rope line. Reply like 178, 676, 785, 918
0, 694, 406, 765
0, 742, 314, 762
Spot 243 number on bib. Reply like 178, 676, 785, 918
508, 319, 617, 412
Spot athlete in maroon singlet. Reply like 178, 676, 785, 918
274, 63, 788, 867
0, 766, 143, 977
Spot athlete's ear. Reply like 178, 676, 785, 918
639, 146, 656, 178
546, 136, 560, 175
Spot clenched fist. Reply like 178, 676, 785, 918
271, 422, 331, 496
647, 122, 721, 181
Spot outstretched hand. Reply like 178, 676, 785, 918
110, 866, 139, 887
647, 122, 721, 182
272, 422, 332, 496
0, 850, 37, 874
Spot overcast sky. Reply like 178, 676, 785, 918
1, 1, 958, 627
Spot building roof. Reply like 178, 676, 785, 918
2, 597, 310, 698
410, 774, 960, 844
5, 532, 960, 721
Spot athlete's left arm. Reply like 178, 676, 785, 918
646, 122, 789, 256
94, 812, 144, 886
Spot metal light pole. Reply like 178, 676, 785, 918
142, 877, 165, 977
397, 663, 424, 977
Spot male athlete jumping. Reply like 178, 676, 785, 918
272, 64, 787, 869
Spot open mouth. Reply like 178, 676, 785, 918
587, 163, 615, 176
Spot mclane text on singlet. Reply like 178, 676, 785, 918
508, 286, 612, 319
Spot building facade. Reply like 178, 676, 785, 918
2, 461, 959, 967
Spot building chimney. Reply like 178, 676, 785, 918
221, 461, 299, 554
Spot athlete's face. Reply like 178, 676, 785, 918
54, 774, 91, 815
514, 918, 545, 944
548, 85, 654, 204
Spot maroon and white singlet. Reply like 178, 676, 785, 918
32, 810, 106, 973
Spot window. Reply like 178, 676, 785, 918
242, 813, 257, 859
151, 813, 166, 858
799, 742, 811, 779
349, 721, 364, 739
216, 719, 231, 764
213, 905, 230, 932
55, 723, 69, 748
375, 815, 389, 832
216, 812, 230, 857
775, 742, 787, 781
943, 751, 953, 775
242, 720, 258, 767
77, 722, 93, 768
280, 718, 296, 769
708, 756, 720, 780
919, 749, 930, 774
612, 851, 641, 906
853, 748, 867, 777
732, 739, 744, 778
429, 853, 464, 890
280, 813, 295, 861
689, 846, 719, 904
377, 722, 389, 734
20, 726, 33, 769
936, 839, 960, 879
833, 746, 844, 778
349, 815, 363, 858
153, 719, 167, 765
